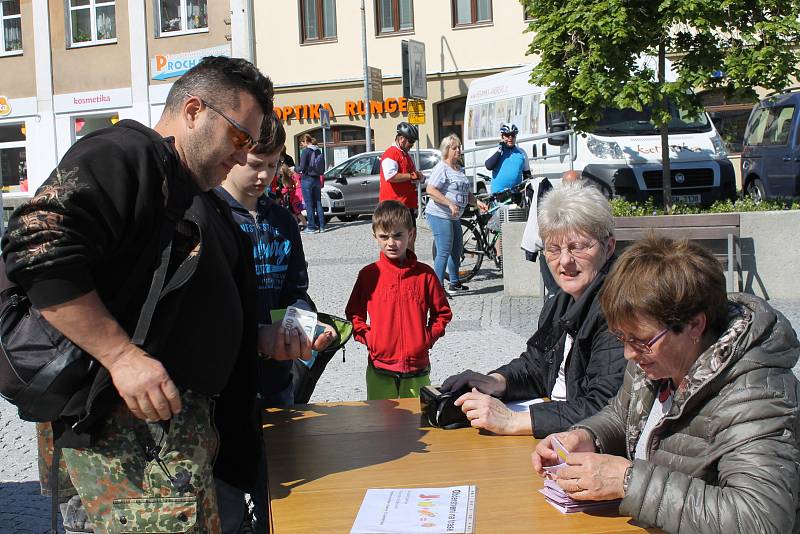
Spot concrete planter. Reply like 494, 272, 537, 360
502, 209, 800, 299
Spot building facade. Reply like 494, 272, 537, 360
0, 0, 232, 207
251, 0, 534, 165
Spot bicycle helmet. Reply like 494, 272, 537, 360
396, 122, 419, 142
499, 123, 519, 136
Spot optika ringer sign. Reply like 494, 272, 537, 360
151, 45, 231, 81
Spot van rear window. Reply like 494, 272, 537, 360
744, 105, 796, 147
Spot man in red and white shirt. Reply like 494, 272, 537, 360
379, 122, 423, 249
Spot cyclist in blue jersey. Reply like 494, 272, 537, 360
485, 123, 531, 193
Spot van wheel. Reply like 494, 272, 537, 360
746, 179, 765, 204
338, 215, 358, 222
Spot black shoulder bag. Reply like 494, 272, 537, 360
0, 223, 175, 423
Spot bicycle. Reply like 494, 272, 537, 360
430, 181, 531, 284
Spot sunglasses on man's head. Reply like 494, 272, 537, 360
502, 133, 517, 138
186, 93, 256, 150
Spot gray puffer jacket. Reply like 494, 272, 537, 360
576, 293, 800, 534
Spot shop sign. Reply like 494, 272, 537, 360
54, 87, 132, 114
407, 99, 425, 124
0, 96, 36, 118
274, 98, 408, 122
151, 45, 231, 81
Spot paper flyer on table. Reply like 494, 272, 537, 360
350, 486, 476, 534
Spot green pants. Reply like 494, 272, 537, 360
366, 365, 431, 400
62, 391, 220, 534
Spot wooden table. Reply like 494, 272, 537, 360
263, 398, 660, 533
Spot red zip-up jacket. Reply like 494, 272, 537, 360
346, 250, 452, 374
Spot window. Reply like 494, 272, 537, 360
156, 0, 208, 36
299, 126, 372, 163
701, 89, 754, 154
376, 0, 413, 35
73, 113, 118, 142
67, 0, 116, 46
0, 123, 27, 194
744, 106, 796, 147
1, 0, 22, 54
300, 0, 336, 43
523, 5, 533, 21
452, 0, 491, 27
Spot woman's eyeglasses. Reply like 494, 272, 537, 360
610, 326, 670, 354
543, 240, 599, 260
186, 93, 256, 150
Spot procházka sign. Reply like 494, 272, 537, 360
150, 45, 232, 81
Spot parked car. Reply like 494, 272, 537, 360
741, 89, 800, 202
324, 150, 488, 220
323, 149, 439, 220
320, 184, 346, 223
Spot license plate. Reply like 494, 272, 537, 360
674, 194, 701, 204
331, 200, 344, 208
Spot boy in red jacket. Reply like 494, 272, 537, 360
346, 200, 453, 399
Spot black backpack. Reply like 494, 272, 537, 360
308, 148, 325, 176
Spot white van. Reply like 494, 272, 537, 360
463, 63, 736, 205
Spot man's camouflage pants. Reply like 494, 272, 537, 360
62, 390, 221, 533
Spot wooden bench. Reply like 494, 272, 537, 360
613, 213, 742, 292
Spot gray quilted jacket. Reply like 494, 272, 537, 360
576, 293, 800, 534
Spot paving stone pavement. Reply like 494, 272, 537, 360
2, 217, 799, 532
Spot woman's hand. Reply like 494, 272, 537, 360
448, 202, 460, 218
532, 429, 596, 476
454, 388, 532, 435
555, 453, 632, 502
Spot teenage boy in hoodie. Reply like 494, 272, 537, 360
216, 116, 335, 533
346, 200, 452, 399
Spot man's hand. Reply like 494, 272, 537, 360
106, 345, 181, 422
476, 199, 489, 213
313, 322, 338, 352
454, 388, 532, 435
258, 323, 314, 361
440, 369, 506, 397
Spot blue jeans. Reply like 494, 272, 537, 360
427, 213, 463, 286
301, 176, 325, 231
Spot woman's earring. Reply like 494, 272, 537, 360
692, 337, 699, 345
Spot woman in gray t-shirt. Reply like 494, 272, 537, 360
426, 134, 487, 295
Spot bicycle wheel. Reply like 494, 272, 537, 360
431, 219, 485, 284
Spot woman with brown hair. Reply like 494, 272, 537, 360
533, 235, 800, 534
296, 133, 326, 233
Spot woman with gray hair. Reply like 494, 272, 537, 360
426, 133, 487, 295
441, 182, 626, 437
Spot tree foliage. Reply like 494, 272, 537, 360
520, 0, 800, 132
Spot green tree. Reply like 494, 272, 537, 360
521, 0, 800, 209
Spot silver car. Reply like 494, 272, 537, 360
323, 149, 442, 221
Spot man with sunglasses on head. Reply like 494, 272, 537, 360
2, 56, 314, 531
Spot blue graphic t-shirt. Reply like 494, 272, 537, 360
214, 188, 311, 324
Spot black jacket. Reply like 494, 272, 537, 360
491, 260, 625, 438
2, 120, 261, 490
